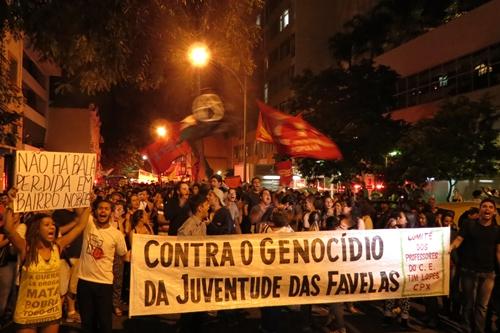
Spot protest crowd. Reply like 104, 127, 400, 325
0, 175, 499, 333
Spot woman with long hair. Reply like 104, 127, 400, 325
128, 210, 153, 247
2, 189, 90, 333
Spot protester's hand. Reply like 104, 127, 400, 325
88, 192, 96, 204
75, 192, 95, 215
7, 187, 17, 206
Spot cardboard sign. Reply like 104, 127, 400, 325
14, 151, 96, 212
130, 228, 450, 316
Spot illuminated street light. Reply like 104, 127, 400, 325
187, 43, 248, 182
142, 155, 148, 161
156, 126, 167, 138
188, 44, 210, 67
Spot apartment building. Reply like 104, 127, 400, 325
375, 0, 500, 199
0, 38, 103, 190
231, 0, 375, 182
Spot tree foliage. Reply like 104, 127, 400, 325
0, 0, 263, 94
291, 60, 404, 179
390, 96, 500, 191
329, 0, 491, 67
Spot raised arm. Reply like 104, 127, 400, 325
57, 205, 91, 250
2, 207, 26, 259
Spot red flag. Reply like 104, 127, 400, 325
256, 112, 273, 143
225, 176, 242, 189
275, 160, 293, 186
142, 140, 191, 173
256, 101, 343, 160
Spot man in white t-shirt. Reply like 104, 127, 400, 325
77, 200, 128, 333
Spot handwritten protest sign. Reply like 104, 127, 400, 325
130, 228, 449, 316
14, 150, 96, 212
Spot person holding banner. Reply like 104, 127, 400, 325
382, 209, 414, 329
1, 188, 91, 333
177, 194, 210, 237
250, 189, 273, 234
166, 182, 191, 236
177, 194, 210, 332
449, 198, 500, 333
324, 215, 347, 333
259, 208, 294, 333
207, 188, 234, 235
77, 199, 128, 333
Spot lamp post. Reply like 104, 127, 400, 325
188, 44, 209, 93
155, 126, 167, 138
187, 43, 248, 183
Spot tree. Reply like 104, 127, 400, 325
291, 60, 404, 180
329, 0, 489, 67
391, 95, 500, 201
0, 0, 263, 94
0, 1, 263, 171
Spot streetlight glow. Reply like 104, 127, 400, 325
188, 44, 210, 67
142, 155, 148, 161
156, 126, 167, 138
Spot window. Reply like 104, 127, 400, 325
264, 82, 269, 103
22, 117, 46, 148
22, 85, 46, 116
256, 14, 261, 27
279, 9, 289, 31
23, 53, 46, 89
389, 44, 500, 110
8, 55, 18, 85
474, 63, 492, 76
438, 75, 448, 87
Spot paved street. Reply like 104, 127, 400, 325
1, 301, 466, 333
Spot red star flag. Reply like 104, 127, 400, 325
256, 101, 343, 160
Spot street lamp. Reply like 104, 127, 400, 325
156, 126, 167, 138
187, 43, 248, 183
188, 44, 210, 68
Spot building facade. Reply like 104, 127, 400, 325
261, 0, 375, 110
375, 0, 500, 200
230, 0, 375, 182
0, 33, 23, 191
375, 0, 500, 122
21, 45, 60, 151
0, 37, 103, 191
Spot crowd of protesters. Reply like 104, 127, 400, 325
0, 175, 498, 333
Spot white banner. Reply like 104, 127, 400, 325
130, 228, 450, 316
14, 150, 96, 212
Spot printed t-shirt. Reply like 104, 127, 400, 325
14, 245, 62, 325
78, 217, 127, 284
